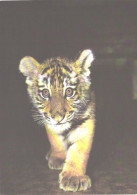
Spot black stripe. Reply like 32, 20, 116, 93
36, 80, 46, 88
38, 84, 45, 88
70, 83, 78, 86
67, 141, 74, 149
36, 97, 40, 101
70, 116, 90, 131
37, 106, 43, 109
62, 65, 72, 73
38, 89, 42, 93
41, 67, 51, 75
60, 116, 90, 140
63, 116, 90, 149
36, 102, 42, 105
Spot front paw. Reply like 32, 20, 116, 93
45, 150, 65, 170
59, 171, 92, 192
48, 157, 64, 170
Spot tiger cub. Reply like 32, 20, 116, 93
19, 49, 95, 192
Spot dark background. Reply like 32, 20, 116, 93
0, 1, 137, 194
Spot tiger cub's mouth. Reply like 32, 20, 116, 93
45, 111, 74, 126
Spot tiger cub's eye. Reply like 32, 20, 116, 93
65, 88, 73, 97
41, 89, 50, 99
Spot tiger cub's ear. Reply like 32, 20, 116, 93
75, 49, 94, 77
19, 56, 40, 78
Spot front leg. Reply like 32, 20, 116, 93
59, 118, 95, 192
45, 126, 67, 170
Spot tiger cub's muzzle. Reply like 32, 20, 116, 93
44, 110, 74, 125
51, 111, 65, 123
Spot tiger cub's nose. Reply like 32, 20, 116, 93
52, 112, 64, 123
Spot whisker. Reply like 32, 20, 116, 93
31, 107, 46, 126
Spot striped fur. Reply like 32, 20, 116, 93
19, 49, 95, 192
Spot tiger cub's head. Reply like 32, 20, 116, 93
19, 50, 94, 128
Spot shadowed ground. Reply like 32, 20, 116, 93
1, 131, 137, 194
